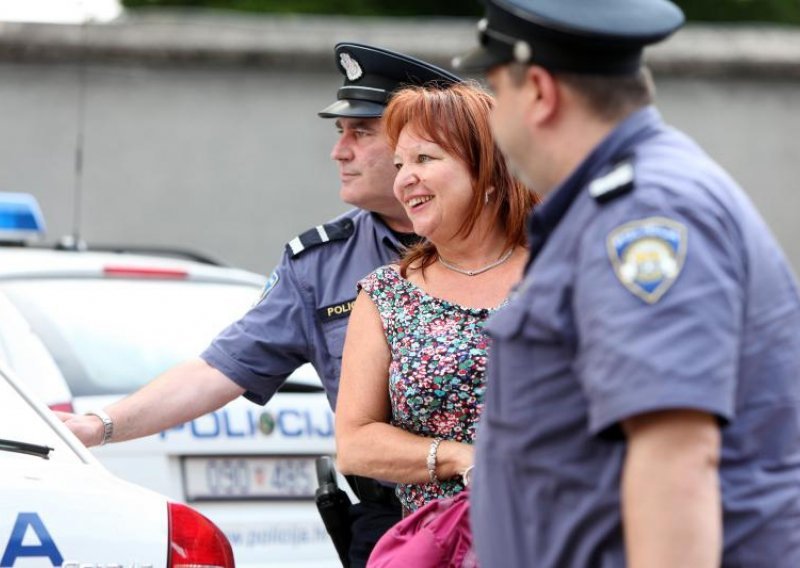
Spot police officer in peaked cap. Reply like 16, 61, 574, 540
454, 1, 800, 567
59, 43, 460, 567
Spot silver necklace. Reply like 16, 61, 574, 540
438, 247, 515, 277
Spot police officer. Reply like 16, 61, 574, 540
60, 43, 460, 567
454, 1, 800, 566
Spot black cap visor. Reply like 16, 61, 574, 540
317, 98, 386, 119
452, 44, 509, 74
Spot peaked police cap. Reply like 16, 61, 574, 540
319, 43, 462, 118
454, 0, 685, 75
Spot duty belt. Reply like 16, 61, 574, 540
345, 475, 399, 506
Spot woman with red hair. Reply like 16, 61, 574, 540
335, 82, 536, 516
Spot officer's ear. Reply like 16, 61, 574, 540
523, 65, 560, 127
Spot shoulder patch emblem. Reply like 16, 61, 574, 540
606, 216, 688, 304
256, 270, 279, 305
339, 52, 363, 81
287, 218, 355, 258
589, 159, 634, 204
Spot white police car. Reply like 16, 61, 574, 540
1, 360, 234, 567
0, 193, 339, 567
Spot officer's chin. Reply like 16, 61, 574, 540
339, 183, 362, 208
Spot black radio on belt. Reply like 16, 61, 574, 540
315, 456, 353, 568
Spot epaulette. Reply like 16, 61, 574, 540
588, 158, 635, 204
286, 217, 355, 258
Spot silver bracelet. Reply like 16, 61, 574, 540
85, 410, 114, 446
427, 437, 443, 483
462, 465, 475, 487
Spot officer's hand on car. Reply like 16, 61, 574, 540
54, 411, 105, 447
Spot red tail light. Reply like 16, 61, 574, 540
168, 502, 235, 568
48, 402, 74, 413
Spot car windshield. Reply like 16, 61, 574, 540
1, 278, 259, 397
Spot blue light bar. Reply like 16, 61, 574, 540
0, 192, 46, 241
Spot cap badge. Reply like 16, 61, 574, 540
513, 41, 532, 64
339, 52, 363, 81
606, 216, 687, 304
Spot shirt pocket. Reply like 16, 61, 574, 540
485, 304, 528, 339
487, 299, 568, 343
484, 294, 576, 425
322, 318, 349, 360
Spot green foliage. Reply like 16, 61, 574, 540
674, 0, 800, 24
121, 0, 800, 24
121, 0, 482, 17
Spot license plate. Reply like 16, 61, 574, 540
182, 456, 318, 501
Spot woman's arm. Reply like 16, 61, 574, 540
335, 291, 473, 483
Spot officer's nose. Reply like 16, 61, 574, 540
330, 135, 353, 162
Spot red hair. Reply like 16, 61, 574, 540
383, 82, 536, 275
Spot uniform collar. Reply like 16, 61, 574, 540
526, 106, 664, 265
371, 212, 411, 255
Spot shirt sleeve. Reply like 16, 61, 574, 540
573, 193, 744, 437
357, 266, 398, 342
201, 252, 313, 405
357, 267, 385, 302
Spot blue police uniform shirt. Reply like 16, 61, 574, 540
472, 107, 800, 567
201, 209, 405, 410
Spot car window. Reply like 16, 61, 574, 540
0, 368, 83, 464
1, 279, 259, 397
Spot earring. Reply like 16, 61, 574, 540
484, 192, 489, 205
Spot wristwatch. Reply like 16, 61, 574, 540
85, 410, 114, 446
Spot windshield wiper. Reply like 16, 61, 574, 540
0, 438, 53, 459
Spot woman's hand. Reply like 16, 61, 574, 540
436, 440, 475, 481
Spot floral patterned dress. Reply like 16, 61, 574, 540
359, 265, 498, 512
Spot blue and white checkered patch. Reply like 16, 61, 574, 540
606, 216, 687, 304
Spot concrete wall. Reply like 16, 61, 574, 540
0, 61, 341, 271
0, 13, 798, 274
